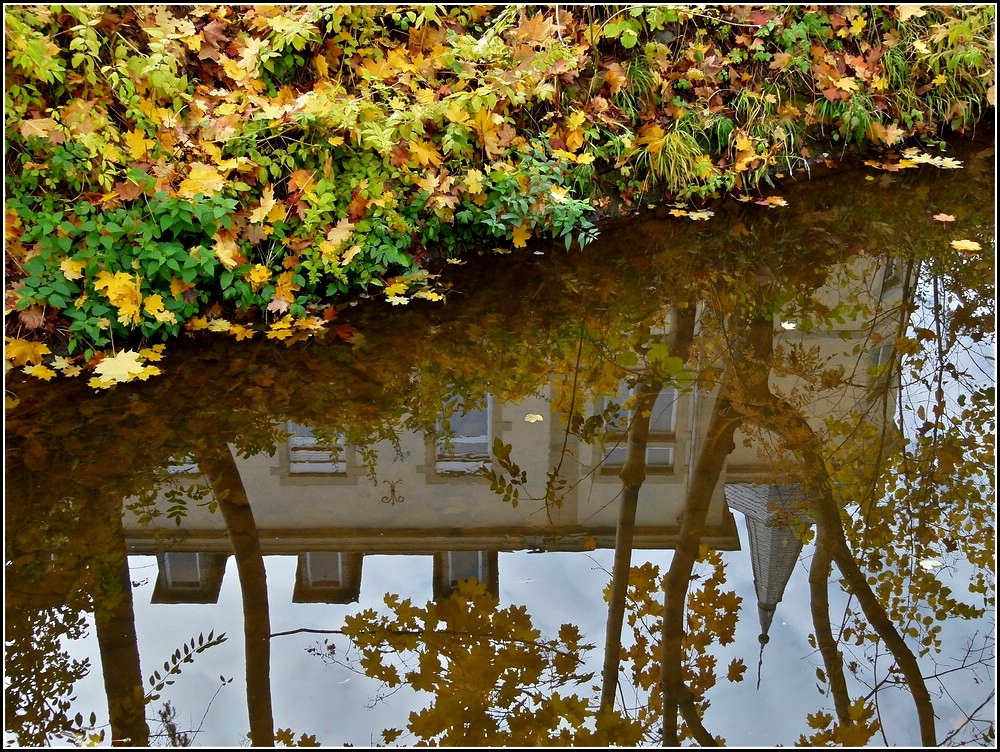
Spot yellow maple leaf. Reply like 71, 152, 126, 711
124, 129, 155, 160
139, 344, 166, 362
249, 184, 278, 224
636, 123, 666, 154
245, 264, 272, 291
23, 364, 56, 381
178, 162, 226, 198
143, 294, 177, 324
444, 100, 470, 125
170, 277, 195, 298
471, 108, 503, 156
411, 140, 443, 168
464, 168, 486, 195
89, 350, 161, 388
413, 289, 443, 301
19, 117, 64, 144
511, 223, 532, 248
60, 258, 86, 281
341, 245, 362, 266
273, 270, 300, 303
850, 15, 866, 35
835, 76, 859, 93
208, 318, 232, 332
185, 315, 210, 331
229, 323, 256, 341
319, 219, 356, 262
950, 239, 981, 252
212, 228, 244, 269
384, 281, 408, 296
93, 271, 142, 325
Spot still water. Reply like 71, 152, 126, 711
5, 137, 995, 747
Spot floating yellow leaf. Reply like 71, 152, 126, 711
413, 290, 444, 301
23, 364, 56, 381
384, 282, 408, 296
229, 323, 256, 341
139, 344, 166, 362
89, 350, 161, 388
950, 239, 981, 252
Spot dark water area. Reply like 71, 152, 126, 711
5, 135, 995, 747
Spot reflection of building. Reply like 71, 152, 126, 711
126, 382, 741, 604
125, 257, 901, 632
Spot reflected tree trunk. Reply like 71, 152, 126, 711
659, 309, 771, 746
600, 378, 661, 711
196, 437, 275, 747
601, 306, 697, 713
658, 395, 742, 747
93, 507, 150, 747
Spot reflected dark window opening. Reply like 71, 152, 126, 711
435, 397, 492, 475
600, 384, 678, 475
287, 421, 348, 476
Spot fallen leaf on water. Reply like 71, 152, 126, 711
89, 350, 162, 388
950, 239, 981, 252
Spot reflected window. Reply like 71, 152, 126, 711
433, 550, 499, 600
303, 552, 343, 587
163, 552, 204, 589
435, 399, 491, 475
445, 550, 487, 586
293, 552, 363, 604
601, 384, 677, 474
287, 422, 347, 475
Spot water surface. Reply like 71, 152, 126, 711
5, 137, 995, 747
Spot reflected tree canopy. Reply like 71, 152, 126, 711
5, 138, 994, 746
